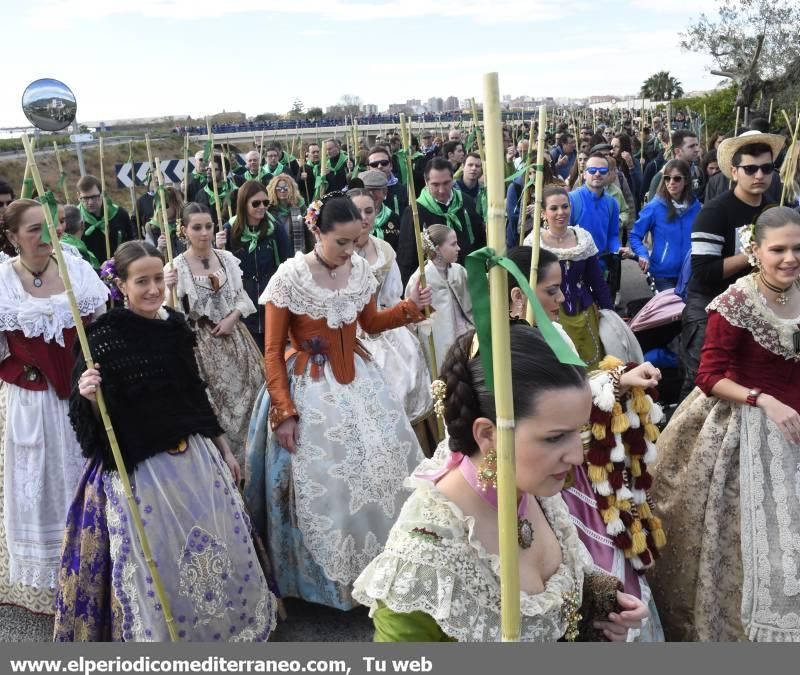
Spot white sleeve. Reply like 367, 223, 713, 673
377, 261, 403, 308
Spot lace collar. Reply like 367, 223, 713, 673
352, 445, 590, 642
259, 251, 378, 329
526, 226, 598, 262
707, 274, 800, 361
0, 255, 109, 346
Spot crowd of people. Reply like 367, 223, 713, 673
0, 104, 799, 643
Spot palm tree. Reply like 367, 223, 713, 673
640, 71, 685, 100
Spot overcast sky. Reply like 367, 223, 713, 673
4, 0, 723, 127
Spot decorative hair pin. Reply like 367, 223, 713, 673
305, 200, 323, 231
431, 379, 447, 419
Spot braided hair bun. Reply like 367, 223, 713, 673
439, 324, 586, 456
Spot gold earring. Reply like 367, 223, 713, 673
477, 448, 497, 491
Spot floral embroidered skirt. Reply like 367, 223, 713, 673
245, 355, 423, 610
54, 435, 277, 641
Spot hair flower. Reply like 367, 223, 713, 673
99, 258, 124, 302
305, 200, 323, 231
738, 223, 758, 267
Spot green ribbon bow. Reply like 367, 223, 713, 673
373, 204, 392, 239
36, 191, 60, 243
80, 197, 119, 238
417, 188, 474, 244
464, 247, 584, 392
240, 215, 280, 266
61, 233, 100, 269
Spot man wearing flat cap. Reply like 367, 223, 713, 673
360, 169, 402, 252
678, 129, 785, 399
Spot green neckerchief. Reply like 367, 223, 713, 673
280, 151, 296, 164
80, 198, 119, 238
262, 161, 285, 180
61, 233, 100, 269
327, 152, 348, 175
192, 170, 208, 187
393, 149, 423, 186
464, 247, 584, 392
476, 185, 488, 222
417, 188, 474, 244
203, 180, 234, 207
373, 204, 392, 239
239, 214, 280, 266
274, 198, 305, 219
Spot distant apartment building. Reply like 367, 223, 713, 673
444, 96, 460, 111
427, 97, 444, 113
361, 104, 378, 115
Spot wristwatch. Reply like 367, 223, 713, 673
746, 388, 762, 407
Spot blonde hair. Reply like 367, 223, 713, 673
423, 224, 451, 260
266, 174, 301, 207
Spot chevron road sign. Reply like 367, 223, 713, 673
115, 159, 195, 188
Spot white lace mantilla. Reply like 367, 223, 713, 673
0, 255, 109, 346
525, 226, 598, 262
352, 449, 592, 642
259, 252, 378, 329
168, 251, 255, 324
707, 274, 800, 362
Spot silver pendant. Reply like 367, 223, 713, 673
777, 293, 788, 305
32, 277, 43, 288
330, 270, 336, 279
518, 518, 534, 549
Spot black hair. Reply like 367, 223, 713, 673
182, 202, 212, 224
63, 205, 83, 235
317, 193, 361, 233
424, 156, 455, 179
441, 325, 586, 455
442, 140, 464, 159
506, 246, 560, 299
113, 241, 163, 281
671, 129, 697, 149
732, 142, 775, 167
748, 118, 771, 134
0, 179, 14, 198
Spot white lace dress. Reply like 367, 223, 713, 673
353, 446, 594, 641
0, 255, 108, 591
166, 252, 265, 466
358, 237, 433, 424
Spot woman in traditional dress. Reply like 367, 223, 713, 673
404, 224, 473, 375
507, 245, 666, 641
650, 207, 800, 642
164, 203, 265, 468
0, 199, 108, 612
56, 241, 277, 642
525, 186, 613, 370
353, 324, 649, 641
244, 194, 432, 610
267, 174, 312, 254
349, 189, 436, 455
144, 186, 186, 258
218, 180, 291, 351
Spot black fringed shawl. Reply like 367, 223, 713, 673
69, 307, 224, 471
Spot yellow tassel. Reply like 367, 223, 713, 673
649, 517, 667, 548
611, 402, 629, 434
630, 456, 641, 477
588, 465, 607, 483
630, 520, 647, 554
631, 389, 649, 414
601, 507, 620, 525
617, 499, 631, 512
592, 422, 607, 440
638, 501, 652, 519
599, 355, 624, 371
606, 495, 616, 507
643, 422, 659, 442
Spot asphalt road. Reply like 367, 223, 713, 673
0, 262, 653, 643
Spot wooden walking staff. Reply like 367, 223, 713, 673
204, 120, 225, 239
127, 141, 141, 240
318, 139, 328, 200
483, 71, 521, 642
525, 105, 547, 327
219, 150, 234, 224
470, 98, 486, 165
703, 104, 709, 150
20, 136, 37, 198
181, 133, 189, 206
53, 141, 70, 205
399, 113, 443, 441
98, 136, 112, 260
779, 111, 800, 207
153, 156, 178, 307
20, 134, 179, 642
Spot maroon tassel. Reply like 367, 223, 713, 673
587, 446, 611, 466
635, 472, 653, 491
619, 510, 634, 526
590, 406, 612, 425
596, 494, 609, 509
609, 467, 624, 490
597, 432, 616, 450
638, 550, 653, 567
626, 428, 646, 455
615, 532, 632, 549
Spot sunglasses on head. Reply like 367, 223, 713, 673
664, 175, 687, 183
586, 167, 609, 175
250, 199, 268, 208
368, 160, 391, 168
734, 162, 775, 176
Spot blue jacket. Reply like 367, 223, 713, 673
568, 186, 620, 256
629, 195, 700, 279
550, 146, 576, 180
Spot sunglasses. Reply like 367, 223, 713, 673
734, 163, 775, 176
664, 175, 687, 183
275, 186, 290, 193
368, 160, 391, 168
585, 167, 609, 175
250, 200, 268, 208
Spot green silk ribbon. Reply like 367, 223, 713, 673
464, 247, 585, 392
373, 204, 392, 239
80, 197, 119, 238
61, 232, 100, 268
417, 188, 474, 244
240, 214, 279, 266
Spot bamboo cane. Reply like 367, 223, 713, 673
182, 134, 189, 206
399, 113, 442, 440
703, 104, 709, 150
128, 141, 140, 240
20, 136, 37, 198
53, 141, 70, 205
153, 156, 178, 307
525, 105, 547, 326
219, 150, 233, 224
768, 99, 774, 124
483, 72, 521, 643
730, 107, 741, 189
779, 111, 800, 206
470, 98, 486, 165
640, 101, 647, 170
351, 117, 360, 180
204, 120, 225, 239
20, 133, 179, 642
318, 139, 328, 200
517, 155, 531, 247
98, 136, 111, 260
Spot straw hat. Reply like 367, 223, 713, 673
716, 130, 785, 179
